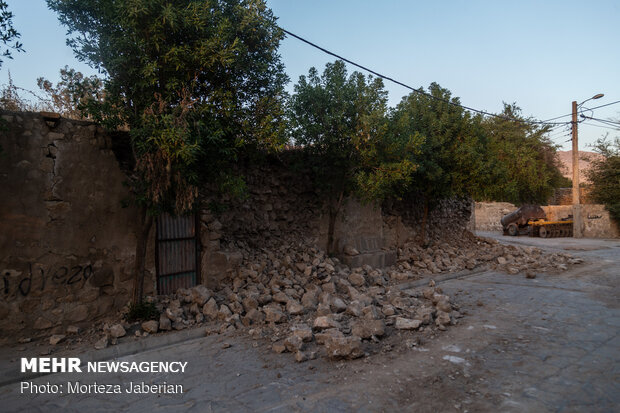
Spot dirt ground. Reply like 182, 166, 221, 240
1, 232, 618, 412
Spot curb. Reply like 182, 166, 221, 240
0, 325, 207, 388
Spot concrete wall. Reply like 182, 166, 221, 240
0, 111, 153, 338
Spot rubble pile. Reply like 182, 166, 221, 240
94, 233, 579, 362
388, 232, 581, 280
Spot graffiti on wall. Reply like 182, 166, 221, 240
1, 263, 93, 299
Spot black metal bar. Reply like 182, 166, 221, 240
195, 212, 202, 285
156, 236, 198, 242
158, 269, 197, 278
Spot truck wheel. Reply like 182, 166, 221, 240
539, 227, 548, 238
507, 224, 519, 236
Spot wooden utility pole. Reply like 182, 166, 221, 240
571, 100, 582, 238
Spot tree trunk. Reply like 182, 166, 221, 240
326, 191, 344, 255
132, 207, 153, 305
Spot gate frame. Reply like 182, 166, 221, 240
154, 212, 202, 295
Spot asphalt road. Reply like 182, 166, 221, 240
1, 232, 618, 412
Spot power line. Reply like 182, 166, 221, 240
541, 100, 620, 122
583, 116, 620, 127
280, 27, 570, 126
582, 122, 620, 130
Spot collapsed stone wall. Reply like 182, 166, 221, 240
383, 197, 474, 248
0, 112, 476, 336
197, 154, 475, 287
0, 111, 153, 339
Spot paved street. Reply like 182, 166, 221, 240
1, 233, 618, 412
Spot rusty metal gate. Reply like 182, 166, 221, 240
155, 213, 200, 295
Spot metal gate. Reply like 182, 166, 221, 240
155, 213, 200, 295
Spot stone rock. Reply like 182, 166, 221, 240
202, 298, 219, 320
362, 305, 381, 320
324, 336, 364, 360
351, 319, 385, 339
348, 272, 366, 287
286, 299, 304, 316
49, 334, 65, 345
242, 296, 259, 312
525, 271, 537, 279
172, 320, 187, 330
295, 350, 316, 363
284, 335, 305, 352
94, 336, 108, 350
159, 313, 172, 331
435, 311, 451, 326
506, 266, 520, 275
243, 309, 265, 325
344, 245, 359, 256
416, 306, 435, 325
264, 304, 287, 323
141, 320, 159, 334
272, 341, 287, 353
313, 315, 341, 330
497, 256, 508, 265
273, 291, 290, 304
33, 317, 53, 330
381, 304, 395, 316
301, 290, 319, 309
109, 324, 126, 338
217, 304, 233, 320
395, 317, 422, 330
291, 324, 313, 342
330, 297, 347, 313
316, 302, 332, 316
436, 299, 452, 313
315, 328, 344, 345
346, 300, 363, 317
66, 325, 80, 335
191, 285, 211, 306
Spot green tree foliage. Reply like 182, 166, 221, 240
0, 1, 23, 69
288, 60, 419, 253
48, 0, 288, 302
390, 83, 486, 241
37, 66, 104, 119
586, 136, 620, 222
479, 104, 566, 205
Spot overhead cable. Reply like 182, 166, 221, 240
279, 27, 570, 126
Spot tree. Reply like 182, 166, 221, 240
390, 83, 486, 243
288, 60, 418, 254
479, 103, 566, 205
37, 66, 104, 119
0, 1, 23, 69
48, 0, 288, 303
586, 136, 620, 222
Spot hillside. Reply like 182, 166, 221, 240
556, 150, 603, 185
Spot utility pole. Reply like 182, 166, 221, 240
571, 100, 582, 238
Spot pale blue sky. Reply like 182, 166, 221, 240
2, 0, 619, 150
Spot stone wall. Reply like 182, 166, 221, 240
1, 112, 478, 334
548, 187, 593, 206
383, 197, 474, 247
0, 111, 153, 339
196, 157, 475, 287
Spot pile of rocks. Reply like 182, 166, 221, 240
387, 232, 581, 281
90, 232, 580, 361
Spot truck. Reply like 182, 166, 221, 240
500, 205, 573, 238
